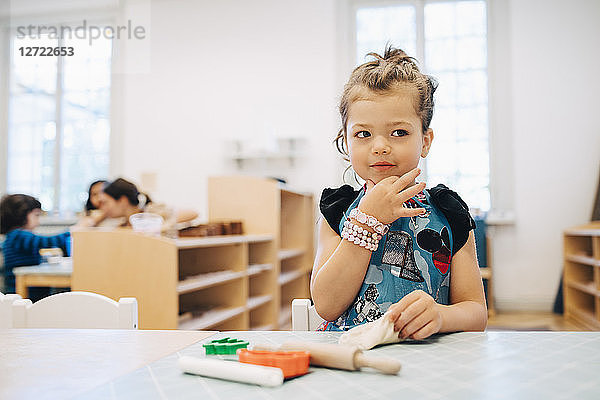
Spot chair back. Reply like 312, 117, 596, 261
11, 291, 138, 329
291, 298, 325, 331
0, 292, 22, 328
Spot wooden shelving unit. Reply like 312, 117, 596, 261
563, 222, 600, 330
208, 176, 314, 330
71, 230, 273, 330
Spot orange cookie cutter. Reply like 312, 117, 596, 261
237, 349, 310, 378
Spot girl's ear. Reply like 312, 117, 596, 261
421, 128, 434, 158
343, 132, 349, 154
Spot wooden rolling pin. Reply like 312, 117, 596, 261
253, 342, 401, 375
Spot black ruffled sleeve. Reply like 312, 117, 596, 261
319, 185, 360, 235
427, 184, 476, 255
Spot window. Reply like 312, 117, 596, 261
7, 29, 112, 214
354, 0, 490, 211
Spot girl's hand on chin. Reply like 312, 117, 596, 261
358, 168, 426, 225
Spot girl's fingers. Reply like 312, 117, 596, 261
377, 175, 400, 187
395, 206, 426, 218
410, 320, 438, 340
400, 309, 432, 339
397, 181, 426, 201
387, 290, 422, 330
391, 168, 421, 192
386, 304, 402, 325
394, 297, 427, 332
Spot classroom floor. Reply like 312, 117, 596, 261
487, 311, 587, 331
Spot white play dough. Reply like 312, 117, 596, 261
178, 356, 284, 387
338, 312, 402, 350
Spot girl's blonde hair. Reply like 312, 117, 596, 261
335, 45, 438, 159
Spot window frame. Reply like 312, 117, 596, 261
1, 14, 116, 214
347, 0, 492, 211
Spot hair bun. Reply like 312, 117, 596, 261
367, 45, 416, 66
384, 46, 409, 60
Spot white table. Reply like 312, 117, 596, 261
0, 328, 215, 399
80, 330, 600, 399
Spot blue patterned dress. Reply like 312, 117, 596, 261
319, 188, 455, 331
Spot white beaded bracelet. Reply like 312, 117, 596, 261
341, 220, 382, 251
348, 208, 390, 235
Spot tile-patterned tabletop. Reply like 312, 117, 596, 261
79, 331, 600, 399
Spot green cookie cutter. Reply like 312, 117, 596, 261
202, 337, 249, 355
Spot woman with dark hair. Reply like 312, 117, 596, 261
0, 194, 71, 296
85, 180, 107, 215
98, 178, 153, 225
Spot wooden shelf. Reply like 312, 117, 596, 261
70, 177, 307, 331
247, 263, 272, 277
278, 269, 304, 286
177, 270, 245, 294
278, 248, 305, 261
563, 226, 600, 330
569, 307, 600, 330
566, 254, 600, 266
72, 230, 266, 330
566, 281, 600, 296
247, 295, 272, 310
208, 176, 315, 331
564, 222, 600, 236
178, 306, 246, 330
174, 234, 273, 249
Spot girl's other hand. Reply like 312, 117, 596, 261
358, 168, 426, 224
386, 290, 443, 340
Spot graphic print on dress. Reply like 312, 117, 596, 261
381, 231, 425, 282
414, 191, 428, 203
353, 284, 382, 324
403, 197, 431, 229
434, 273, 451, 303
413, 250, 432, 293
408, 215, 432, 292
416, 226, 451, 274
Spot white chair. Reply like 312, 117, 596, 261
0, 292, 22, 328
291, 298, 325, 331
11, 291, 138, 329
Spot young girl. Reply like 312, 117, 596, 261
1, 194, 71, 296
84, 180, 107, 215
311, 46, 487, 339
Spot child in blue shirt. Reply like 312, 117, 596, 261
312, 46, 487, 338
1, 194, 71, 296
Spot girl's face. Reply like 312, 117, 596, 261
89, 182, 104, 209
24, 208, 42, 230
98, 193, 128, 218
346, 87, 433, 184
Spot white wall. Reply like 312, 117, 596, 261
112, 0, 600, 310
113, 0, 343, 219
489, 0, 600, 310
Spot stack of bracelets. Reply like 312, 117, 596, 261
341, 208, 390, 252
